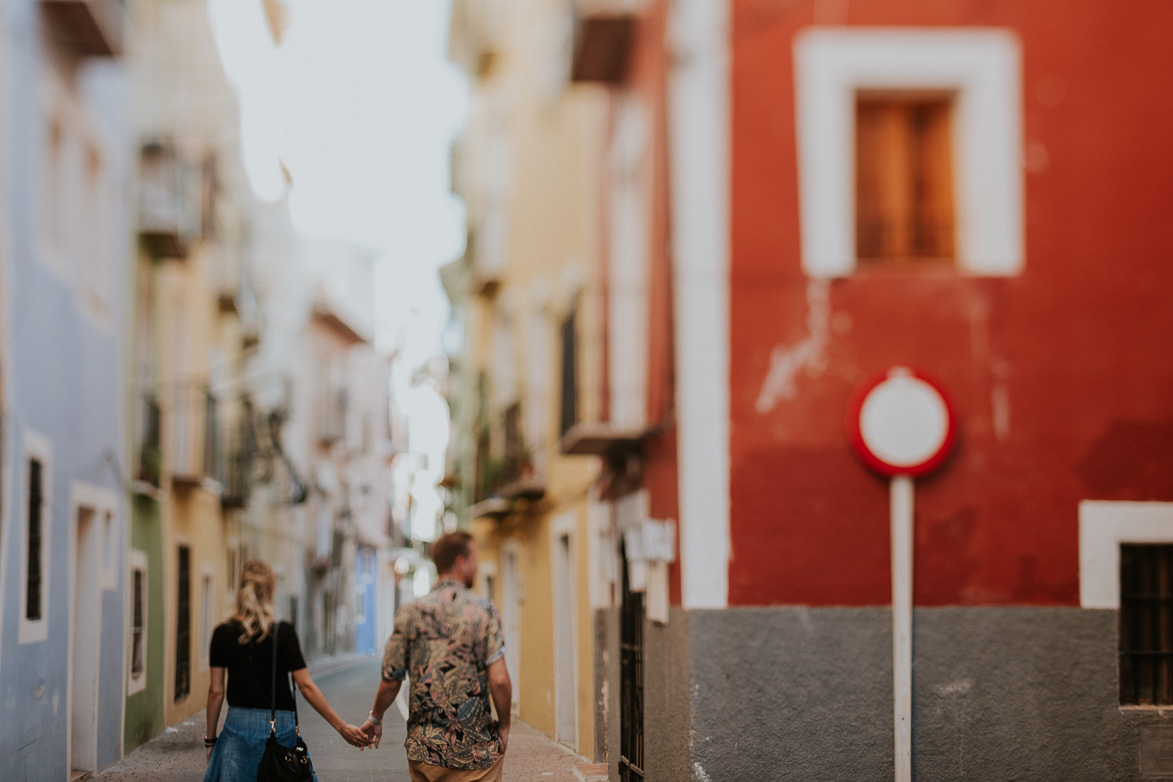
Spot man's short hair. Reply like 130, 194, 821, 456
432, 531, 474, 575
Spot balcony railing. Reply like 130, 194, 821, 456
217, 423, 250, 508
139, 142, 202, 258
135, 392, 162, 489
40, 0, 124, 58
169, 383, 218, 486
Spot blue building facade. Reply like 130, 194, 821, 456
0, 0, 131, 777
354, 545, 379, 656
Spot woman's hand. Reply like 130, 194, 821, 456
339, 722, 373, 749
361, 719, 384, 749
206, 746, 213, 764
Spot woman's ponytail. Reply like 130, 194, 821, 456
235, 559, 277, 643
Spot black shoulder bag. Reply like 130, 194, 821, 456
257, 623, 315, 782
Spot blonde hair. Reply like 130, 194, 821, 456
234, 559, 277, 644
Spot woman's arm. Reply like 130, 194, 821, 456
205, 667, 226, 762
291, 668, 371, 748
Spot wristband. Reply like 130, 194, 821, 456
367, 712, 382, 726
204, 736, 217, 747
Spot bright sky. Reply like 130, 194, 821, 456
207, 0, 466, 541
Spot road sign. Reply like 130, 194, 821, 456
847, 366, 956, 478
846, 366, 957, 782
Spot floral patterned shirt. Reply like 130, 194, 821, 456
382, 579, 506, 769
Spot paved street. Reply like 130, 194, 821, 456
94, 657, 592, 782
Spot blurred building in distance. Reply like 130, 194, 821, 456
446, 0, 609, 759
0, 0, 132, 777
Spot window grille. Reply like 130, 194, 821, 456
26, 459, 44, 621
1120, 544, 1173, 706
175, 545, 191, 702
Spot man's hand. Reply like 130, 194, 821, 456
339, 723, 373, 749
497, 722, 510, 754
360, 719, 383, 749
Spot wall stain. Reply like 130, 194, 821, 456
1077, 420, 1173, 499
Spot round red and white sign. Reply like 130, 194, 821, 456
847, 367, 956, 478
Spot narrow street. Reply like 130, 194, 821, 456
93, 659, 593, 782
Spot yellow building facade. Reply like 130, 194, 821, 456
449, 0, 608, 759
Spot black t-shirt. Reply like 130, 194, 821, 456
209, 619, 307, 711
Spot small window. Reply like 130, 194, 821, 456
129, 553, 147, 694
26, 459, 45, 621
855, 94, 955, 264
559, 308, 578, 438
1120, 544, 1173, 706
175, 545, 191, 702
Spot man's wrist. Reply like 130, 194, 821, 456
367, 711, 382, 725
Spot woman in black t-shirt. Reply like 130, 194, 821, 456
203, 560, 369, 781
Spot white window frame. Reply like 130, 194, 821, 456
19, 431, 53, 645
69, 483, 118, 591
1080, 501, 1173, 609
128, 549, 148, 696
794, 28, 1024, 277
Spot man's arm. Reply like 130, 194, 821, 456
488, 657, 512, 753
360, 678, 403, 749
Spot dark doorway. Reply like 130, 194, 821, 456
619, 541, 644, 781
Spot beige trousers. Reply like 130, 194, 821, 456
408, 755, 505, 782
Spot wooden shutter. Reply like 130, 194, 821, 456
856, 95, 955, 264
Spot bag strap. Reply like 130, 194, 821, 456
269, 621, 279, 737
290, 672, 302, 736
268, 621, 304, 739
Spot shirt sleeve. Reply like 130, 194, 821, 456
209, 623, 233, 668
381, 607, 413, 682
483, 601, 505, 667
279, 622, 308, 672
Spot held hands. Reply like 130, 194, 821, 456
339, 722, 374, 749
359, 719, 383, 749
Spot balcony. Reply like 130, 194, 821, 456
560, 421, 644, 456
138, 142, 201, 259
40, 0, 124, 58
217, 422, 251, 509
571, 1, 637, 84
134, 392, 162, 491
169, 383, 218, 488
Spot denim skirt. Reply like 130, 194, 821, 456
204, 706, 319, 782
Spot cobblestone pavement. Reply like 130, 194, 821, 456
94, 657, 593, 781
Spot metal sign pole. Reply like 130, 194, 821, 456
891, 475, 914, 782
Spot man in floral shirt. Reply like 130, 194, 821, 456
361, 531, 511, 781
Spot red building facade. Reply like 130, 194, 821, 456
642, 1, 1173, 780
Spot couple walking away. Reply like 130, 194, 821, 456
204, 531, 511, 782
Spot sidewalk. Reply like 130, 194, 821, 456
94, 657, 596, 782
